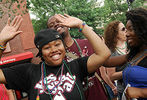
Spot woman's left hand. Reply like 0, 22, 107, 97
112, 87, 118, 95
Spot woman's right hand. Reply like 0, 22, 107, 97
0, 15, 23, 45
54, 14, 83, 29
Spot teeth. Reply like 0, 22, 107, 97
52, 54, 60, 60
57, 27, 62, 31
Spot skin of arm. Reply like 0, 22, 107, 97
110, 71, 122, 81
106, 67, 123, 81
0, 16, 23, 83
56, 14, 111, 73
126, 87, 147, 99
104, 55, 127, 67
100, 66, 117, 95
7, 89, 15, 100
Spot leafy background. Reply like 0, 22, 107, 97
0, 0, 146, 38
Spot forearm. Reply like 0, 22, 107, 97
82, 24, 110, 59
81, 24, 110, 73
0, 69, 6, 84
110, 71, 122, 81
100, 67, 116, 89
140, 88, 147, 98
104, 55, 127, 67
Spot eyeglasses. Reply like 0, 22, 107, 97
121, 27, 126, 31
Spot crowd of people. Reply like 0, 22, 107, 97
0, 7, 146, 100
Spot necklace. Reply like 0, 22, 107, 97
42, 62, 64, 94
116, 47, 126, 55
116, 42, 127, 50
63, 60, 83, 100
73, 38, 83, 57
36, 62, 64, 100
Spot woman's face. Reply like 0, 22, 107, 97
126, 20, 141, 47
42, 39, 66, 66
117, 23, 127, 41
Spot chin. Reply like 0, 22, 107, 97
52, 59, 63, 66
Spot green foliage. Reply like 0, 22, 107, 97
29, 0, 100, 38
29, 0, 144, 38
4, 0, 144, 38
98, 0, 145, 33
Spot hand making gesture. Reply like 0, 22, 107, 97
0, 15, 23, 46
55, 14, 83, 28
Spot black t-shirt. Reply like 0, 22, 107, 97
2, 56, 89, 100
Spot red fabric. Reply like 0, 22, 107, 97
84, 70, 107, 100
0, 84, 9, 100
15, 90, 22, 100
66, 39, 107, 100
0, 52, 33, 65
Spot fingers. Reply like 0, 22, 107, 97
7, 18, 11, 26
64, 14, 70, 18
14, 15, 22, 27
58, 14, 66, 19
11, 31, 23, 40
10, 16, 18, 26
14, 17, 23, 30
15, 31, 23, 35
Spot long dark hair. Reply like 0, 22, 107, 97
126, 7, 147, 60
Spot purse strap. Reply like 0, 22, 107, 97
95, 72, 108, 94
95, 72, 104, 83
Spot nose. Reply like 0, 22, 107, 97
50, 46, 58, 53
126, 30, 130, 38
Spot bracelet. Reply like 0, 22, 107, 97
0, 44, 6, 51
79, 22, 86, 32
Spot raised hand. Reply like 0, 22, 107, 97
55, 14, 83, 28
0, 15, 23, 45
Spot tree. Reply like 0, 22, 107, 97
0, 0, 145, 37
29, 0, 101, 38
97, 0, 145, 29
29, 0, 145, 37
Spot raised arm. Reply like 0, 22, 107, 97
0, 16, 23, 83
55, 14, 111, 73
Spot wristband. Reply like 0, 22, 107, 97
0, 44, 6, 51
79, 22, 86, 32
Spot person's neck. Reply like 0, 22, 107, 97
64, 34, 74, 48
116, 40, 126, 49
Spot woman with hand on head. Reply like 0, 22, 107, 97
0, 14, 110, 100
